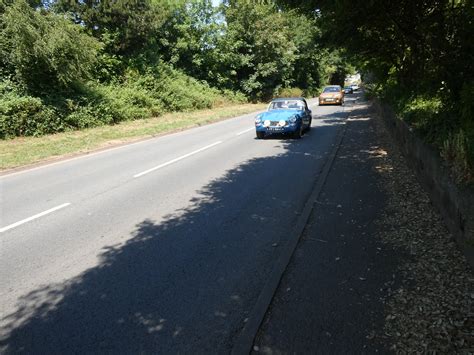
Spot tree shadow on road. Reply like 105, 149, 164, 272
1, 122, 344, 354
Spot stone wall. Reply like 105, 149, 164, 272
374, 100, 474, 269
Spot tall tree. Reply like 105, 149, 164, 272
0, 0, 100, 93
53, 0, 177, 58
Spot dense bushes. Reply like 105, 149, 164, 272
368, 80, 474, 184
275, 87, 304, 98
1, 0, 100, 93
0, 65, 244, 138
0, 88, 59, 138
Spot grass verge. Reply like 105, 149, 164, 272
1, 102, 266, 171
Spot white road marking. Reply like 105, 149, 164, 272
133, 141, 223, 178
0, 203, 71, 233
236, 127, 255, 136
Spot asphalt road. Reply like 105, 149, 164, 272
0, 96, 357, 353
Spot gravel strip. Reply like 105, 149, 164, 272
372, 105, 474, 353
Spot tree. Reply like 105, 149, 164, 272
157, 0, 221, 80
53, 0, 178, 58
210, 1, 297, 99
278, 0, 473, 98
0, 0, 100, 93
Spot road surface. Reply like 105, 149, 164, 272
0, 96, 357, 353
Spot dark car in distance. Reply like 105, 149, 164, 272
344, 86, 353, 94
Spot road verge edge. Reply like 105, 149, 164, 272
231, 104, 355, 355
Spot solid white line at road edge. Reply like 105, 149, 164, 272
236, 127, 255, 136
0, 203, 71, 233
133, 141, 223, 178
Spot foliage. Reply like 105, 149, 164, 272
401, 97, 443, 134
214, 1, 335, 100
0, 61, 244, 138
280, 0, 473, 182
52, 0, 178, 58
0, 0, 342, 139
0, 83, 60, 138
0, 0, 100, 93
157, 0, 220, 80
276, 87, 304, 98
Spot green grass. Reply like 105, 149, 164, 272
0, 102, 266, 171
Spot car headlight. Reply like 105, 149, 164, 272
279, 120, 286, 127
263, 120, 271, 127
255, 114, 263, 124
289, 115, 297, 123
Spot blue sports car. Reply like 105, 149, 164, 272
255, 98, 312, 139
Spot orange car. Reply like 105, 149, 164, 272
319, 85, 344, 105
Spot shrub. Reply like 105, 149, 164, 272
0, 91, 61, 138
275, 87, 304, 98
0, 62, 247, 139
380, 84, 473, 184
133, 65, 242, 112
62, 83, 164, 129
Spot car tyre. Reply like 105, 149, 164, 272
293, 125, 303, 139
306, 118, 312, 132
256, 131, 265, 139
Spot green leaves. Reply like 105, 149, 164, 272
0, 0, 349, 139
1, 0, 100, 93
212, 0, 331, 99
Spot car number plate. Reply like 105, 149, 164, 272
326, 98, 334, 101
268, 127, 283, 131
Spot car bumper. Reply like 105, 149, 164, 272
319, 98, 343, 105
256, 124, 300, 134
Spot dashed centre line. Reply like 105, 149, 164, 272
0, 203, 71, 233
133, 141, 223, 178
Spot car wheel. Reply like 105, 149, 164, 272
306, 118, 312, 132
293, 124, 303, 139
256, 131, 265, 139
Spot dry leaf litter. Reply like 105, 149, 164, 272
371, 110, 474, 353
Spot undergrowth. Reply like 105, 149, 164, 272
366, 82, 474, 184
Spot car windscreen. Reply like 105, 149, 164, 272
323, 87, 340, 93
268, 100, 305, 110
